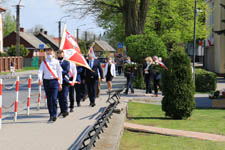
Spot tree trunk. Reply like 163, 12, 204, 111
123, 0, 149, 37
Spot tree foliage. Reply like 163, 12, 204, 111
161, 46, 195, 119
145, 0, 208, 50
3, 12, 16, 37
125, 32, 167, 64
6, 45, 29, 57
59, 0, 149, 37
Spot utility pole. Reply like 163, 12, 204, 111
85, 31, 87, 42
193, 0, 197, 83
16, 4, 21, 56
76, 28, 79, 43
58, 21, 61, 48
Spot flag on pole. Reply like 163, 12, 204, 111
60, 25, 91, 70
87, 42, 96, 58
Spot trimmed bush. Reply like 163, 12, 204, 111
161, 46, 195, 119
133, 76, 145, 89
195, 69, 217, 93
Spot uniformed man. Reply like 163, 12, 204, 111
68, 61, 77, 112
85, 54, 104, 107
38, 48, 62, 122
75, 66, 84, 107
57, 50, 70, 118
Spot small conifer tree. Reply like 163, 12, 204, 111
161, 46, 195, 119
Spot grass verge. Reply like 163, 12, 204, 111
120, 130, 225, 150
127, 102, 225, 135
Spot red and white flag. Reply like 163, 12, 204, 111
60, 25, 91, 70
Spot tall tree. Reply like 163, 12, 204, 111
3, 12, 16, 37
59, 0, 149, 37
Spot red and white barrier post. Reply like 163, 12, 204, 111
37, 80, 41, 110
14, 76, 19, 122
27, 75, 32, 116
0, 79, 2, 129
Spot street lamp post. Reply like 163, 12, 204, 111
76, 24, 86, 43
58, 15, 70, 48
193, 0, 197, 83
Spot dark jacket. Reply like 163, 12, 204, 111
76, 66, 84, 83
86, 59, 104, 81
60, 60, 70, 85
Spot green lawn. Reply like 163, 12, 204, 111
120, 130, 225, 150
0, 67, 39, 75
128, 102, 225, 135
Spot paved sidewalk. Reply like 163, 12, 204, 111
0, 75, 126, 150
124, 122, 225, 142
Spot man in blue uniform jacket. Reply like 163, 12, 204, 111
57, 50, 70, 117
85, 54, 104, 107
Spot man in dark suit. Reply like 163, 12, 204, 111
57, 50, 70, 117
85, 54, 104, 107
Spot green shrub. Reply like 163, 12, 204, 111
161, 46, 195, 119
0, 52, 8, 57
125, 32, 167, 64
195, 69, 217, 93
6, 45, 29, 57
133, 76, 145, 89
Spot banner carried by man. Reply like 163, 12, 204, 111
59, 25, 91, 70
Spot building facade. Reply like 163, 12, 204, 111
0, 6, 6, 53
205, 0, 225, 74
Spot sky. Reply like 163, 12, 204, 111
1, 0, 105, 37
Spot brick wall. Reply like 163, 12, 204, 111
0, 56, 23, 72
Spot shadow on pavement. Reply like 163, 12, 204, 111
79, 107, 106, 120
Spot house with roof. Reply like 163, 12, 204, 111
0, 6, 6, 53
36, 29, 59, 51
3, 28, 48, 58
93, 40, 116, 57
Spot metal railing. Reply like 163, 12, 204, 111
69, 88, 123, 150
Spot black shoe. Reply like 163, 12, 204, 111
91, 103, 96, 107
123, 92, 128, 95
58, 112, 62, 117
48, 117, 53, 122
70, 108, 74, 112
77, 103, 80, 107
52, 117, 57, 122
63, 112, 69, 118
131, 91, 134, 94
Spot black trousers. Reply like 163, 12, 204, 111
118, 66, 123, 75
153, 79, 160, 95
69, 85, 75, 108
80, 82, 88, 100
75, 84, 82, 105
87, 79, 98, 104
145, 75, 152, 94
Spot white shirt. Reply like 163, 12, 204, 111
69, 61, 77, 83
104, 63, 116, 77
38, 58, 63, 84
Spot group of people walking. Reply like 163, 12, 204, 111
38, 48, 116, 122
143, 56, 164, 97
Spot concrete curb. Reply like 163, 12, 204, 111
124, 122, 225, 142
93, 101, 128, 150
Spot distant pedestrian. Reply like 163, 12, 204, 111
57, 50, 70, 118
38, 48, 62, 122
68, 61, 77, 112
116, 54, 124, 75
152, 56, 161, 97
85, 54, 104, 107
124, 56, 135, 95
144, 57, 153, 96
104, 57, 116, 91
75, 66, 85, 107
10, 61, 15, 76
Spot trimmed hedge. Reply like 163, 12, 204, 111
195, 69, 217, 93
